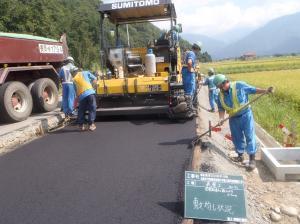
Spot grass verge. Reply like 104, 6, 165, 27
251, 95, 300, 146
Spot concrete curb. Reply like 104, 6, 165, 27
0, 112, 65, 153
181, 113, 204, 224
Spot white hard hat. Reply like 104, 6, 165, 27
66, 56, 74, 62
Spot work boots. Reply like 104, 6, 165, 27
232, 153, 244, 163
247, 154, 256, 171
89, 123, 97, 131
79, 124, 86, 131
185, 95, 196, 118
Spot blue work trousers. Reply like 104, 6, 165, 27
78, 94, 97, 125
229, 109, 256, 155
182, 67, 196, 96
62, 83, 76, 115
208, 89, 217, 110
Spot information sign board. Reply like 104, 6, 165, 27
185, 171, 247, 222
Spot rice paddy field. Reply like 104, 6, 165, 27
202, 56, 300, 146
208, 56, 300, 74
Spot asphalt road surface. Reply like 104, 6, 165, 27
0, 115, 195, 224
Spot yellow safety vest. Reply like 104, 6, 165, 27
219, 81, 243, 116
73, 72, 93, 96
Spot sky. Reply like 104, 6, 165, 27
103, 0, 300, 37
170, 0, 300, 37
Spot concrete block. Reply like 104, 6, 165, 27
261, 147, 300, 181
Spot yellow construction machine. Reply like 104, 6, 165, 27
97, 0, 187, 117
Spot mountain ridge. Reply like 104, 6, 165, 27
216, 11, 300, 59
182, 11, 300, 59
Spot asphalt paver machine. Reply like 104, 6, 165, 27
97, 0, 187, 117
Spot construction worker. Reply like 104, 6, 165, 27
182, 43, 201, 117
70, 67, 97, 131
59, 56, 76, 118
213, 74, 273, 171
167, 24, 180, 47
203, 68, 217, 112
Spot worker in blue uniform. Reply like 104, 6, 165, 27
71, 67, 97, 131
181, 43, 201, 117
214, 74, 273, 171
59, 56, 76, 118
203, 67, 218, 112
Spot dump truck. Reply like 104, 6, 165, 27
97, 0, 187, 117
0, 32, 68, 122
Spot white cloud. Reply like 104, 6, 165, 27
104, 0, 300, 37
170, 0, 300, 36
239, 1, 300, 27
176, 2, 242, 35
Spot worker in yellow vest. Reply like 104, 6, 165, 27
71, 67, 97, 131
213, 74, 273, 171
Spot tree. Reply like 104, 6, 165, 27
0, 0, 205, 68
199, 51, 212, 62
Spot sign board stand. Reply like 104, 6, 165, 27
185, 171, 247, 222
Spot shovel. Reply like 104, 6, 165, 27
192, 91, 270, 146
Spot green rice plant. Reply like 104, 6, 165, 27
227, 70, 300, 107
228, 70, 300, 146
251, 95, 300, 146
202, 56, 300, 74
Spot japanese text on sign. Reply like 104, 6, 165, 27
39, 44, 63, 54
185, 171, 247, 222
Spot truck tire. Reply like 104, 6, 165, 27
0, 81, 33, 123
31, 78, 59, 112
28, 81, 37, 112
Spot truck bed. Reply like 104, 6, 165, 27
0, 32, 68, 64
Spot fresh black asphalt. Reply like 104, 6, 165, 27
0, 115, 195, 224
